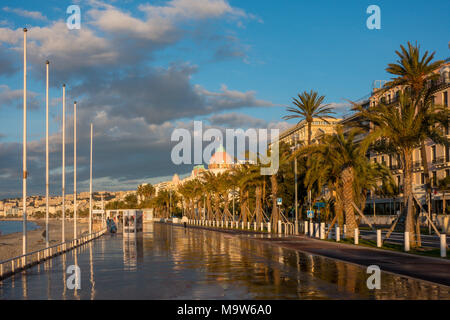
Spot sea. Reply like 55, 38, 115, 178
0, 220, 40, 236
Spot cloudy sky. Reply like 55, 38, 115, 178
0, 0, 449, 199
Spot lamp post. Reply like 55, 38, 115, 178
73, 101, 77, 240
89, 123, 93, 234
22, 27, 28, 257
45, 60, 49, 248
62, 84, 66, 242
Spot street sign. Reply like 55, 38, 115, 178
307, 210, 314, 218
314, 202, 325, 208
93, 209, 104, 214
277, 198, 282, 205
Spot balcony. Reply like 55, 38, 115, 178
432, 156, 445, 166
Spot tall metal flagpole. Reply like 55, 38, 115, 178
73, 101, 77, 240
89, 123, 93, 234
294, 157, 298, 234
62, 85, 66, 242
45, 60, 49, 248
22, 28, 28, 257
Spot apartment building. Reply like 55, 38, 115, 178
275, 117, 342, 146
342, 58, 450, 214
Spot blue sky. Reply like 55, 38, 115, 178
0, 0, 449, 198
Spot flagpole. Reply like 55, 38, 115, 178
22, 27, 28, 257
73, 101, 77, 240
45, 60, 49, 248
62, 85, 66, 242
89, 123, 93, 234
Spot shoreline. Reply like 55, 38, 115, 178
0, 219, 92, 261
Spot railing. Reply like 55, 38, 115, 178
0, 228, 107, 280
432, 156, 445, 165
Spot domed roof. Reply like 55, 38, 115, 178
209, 145, 233, 165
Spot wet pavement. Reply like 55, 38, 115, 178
1, 222, 449, 299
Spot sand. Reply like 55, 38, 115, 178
0, 219, 96, 261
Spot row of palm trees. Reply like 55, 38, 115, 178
148, 42, 448, 247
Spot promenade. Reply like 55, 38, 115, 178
1, 222, 449, 299
184, 223, 450, 287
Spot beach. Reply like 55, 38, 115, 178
0, 219, 93, 261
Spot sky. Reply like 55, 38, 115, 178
0, 0, 449, 199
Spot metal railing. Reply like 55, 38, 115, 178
0, 228, 106, 280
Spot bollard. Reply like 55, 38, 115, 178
320, 223, 325, 240
314, 223, 319, 238
241, 222, 244, 229
248, 222, 250, 230
221, 221, 224, 228
267, 222, 271, 233
404, 232, 410, 252
225, 221, 228, 228
278, 221, 282, 234
343, 225, 347, 239
335, 226, 340, 242
309, 221, 314, 237
441, 234, 447, 258
261, 222, 264, 231
305, 222, 309, 235
354, 228, 359, 245
327, 224, 332, 239
377, 229, 382, 247
254, 222, 257, 230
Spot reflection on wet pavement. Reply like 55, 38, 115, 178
1, 222, 449, 299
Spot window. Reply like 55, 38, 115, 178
444, 91, 448, 107
381, 156, 385, 164
432, 171, 437, 186
432, 146, 436, 162
389, 155, 392, 168
446, 146, 450, 162
373, 157, 377, 163
397, 176, 401, 187
446, 169, 450, 177
421, 173, 425, 184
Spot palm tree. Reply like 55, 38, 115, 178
384, 42, 445, 220
385, 42, 444, 95
301, 128, 376, 237
351, 90, 449, 246
283, 90, 335, 146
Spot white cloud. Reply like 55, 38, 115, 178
3, 7, 48, 21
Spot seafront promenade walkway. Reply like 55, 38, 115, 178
181, 222, 450, 287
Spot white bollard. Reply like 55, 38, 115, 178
320, 223, 325, 240
226, 221, 228, 228
247, 222, 250, 230
278, 220, 282, 234
241, 222, 244, 229
267, 222, 271, 233
404, 232, 410, 252
309, 221, 314, 237
221, 221, 224, 228
354, 228, 359, 245
261, 222, 264, 231
254, 222, 256, 230
305, 222, 309, 235
336, 226, 340, 242
441, 234, 447, 258
315, 223, 319, 238
377, 229, 382, 247
327, 224, 332, 239
343, 224, 347, 239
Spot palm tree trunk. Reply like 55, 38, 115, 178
342, 166, 357, 238
270, 174, 279, 232
307, 121, 312, 146
403, 150, 417, 247
255, 185, 262, 224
